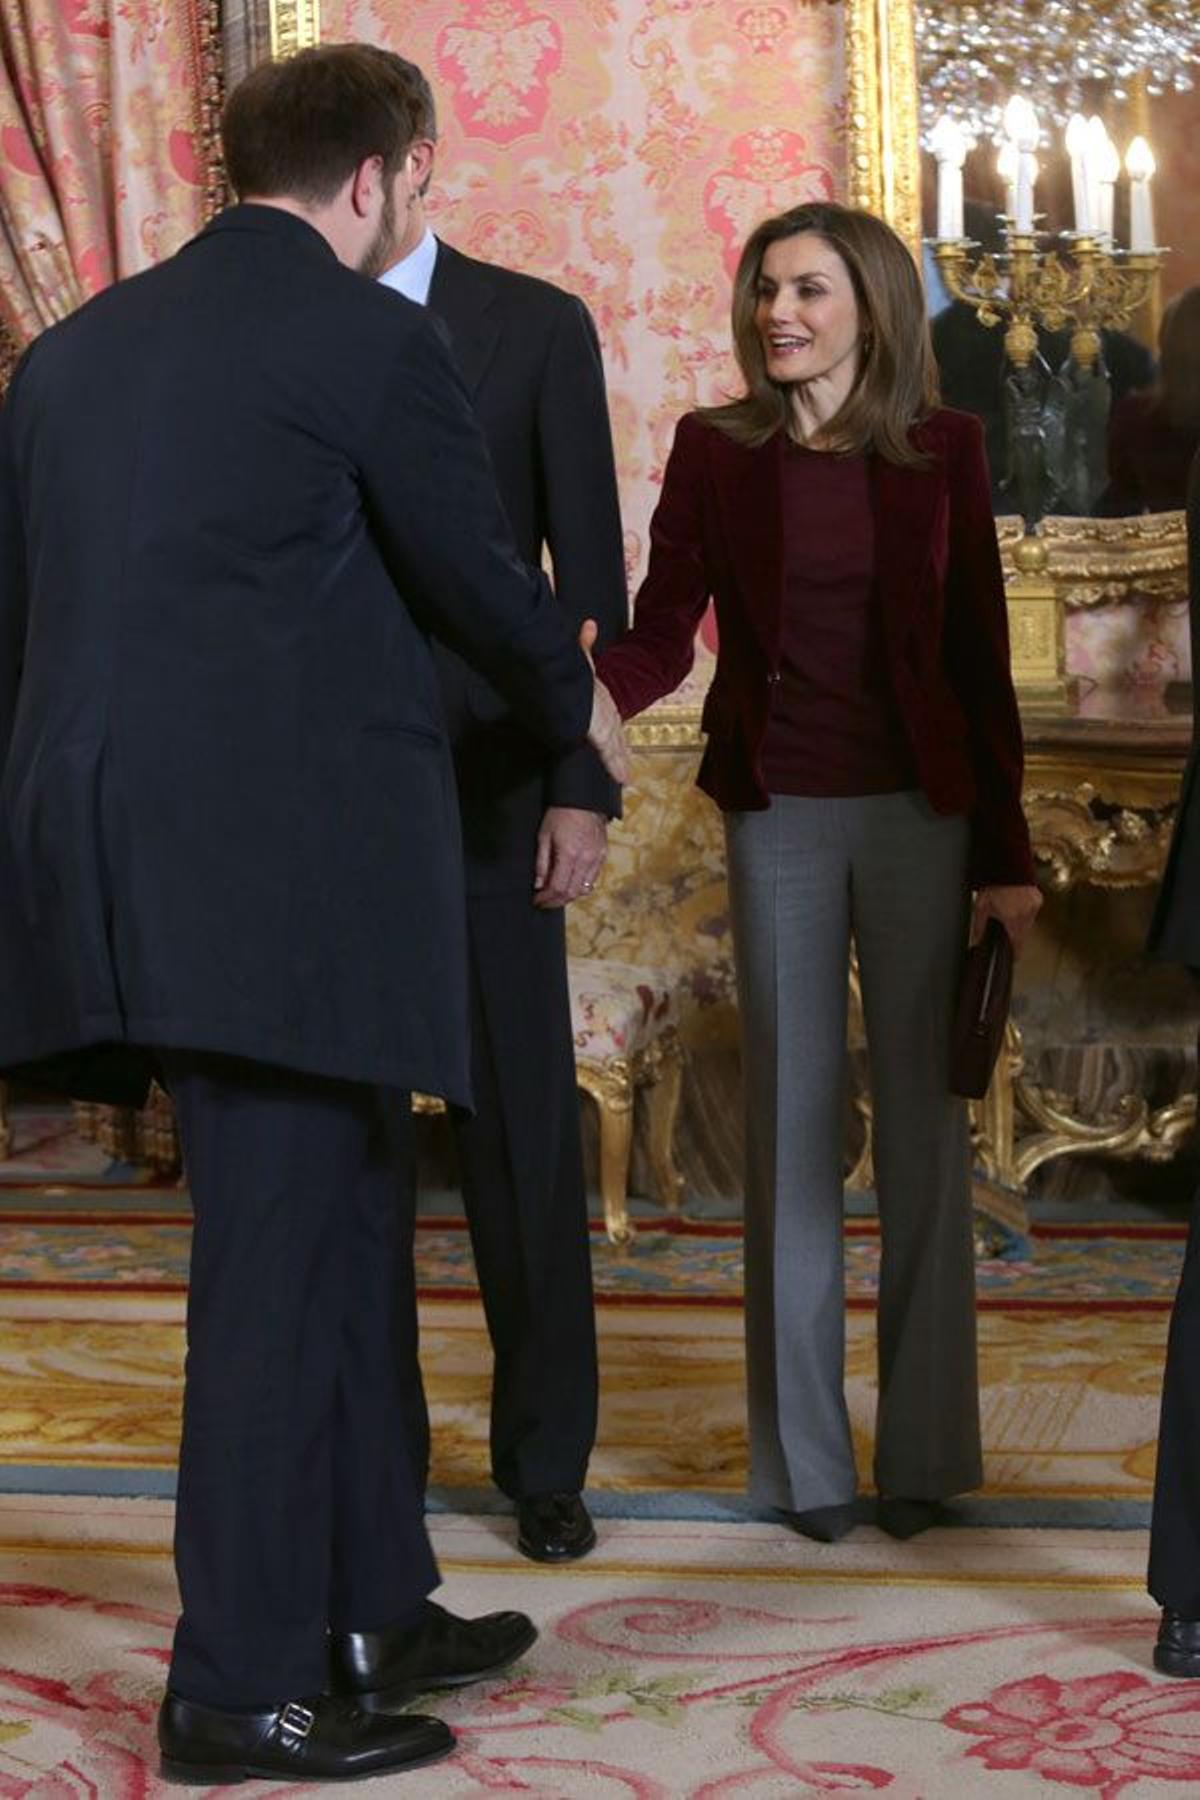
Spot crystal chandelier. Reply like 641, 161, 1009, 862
916, 1, 1200, 142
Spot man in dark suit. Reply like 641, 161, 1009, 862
0, 45, 627, 1785
1146, 447, 1200, 1676
375, 56, 627, 1564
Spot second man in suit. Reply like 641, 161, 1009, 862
376, 53, 628, 1563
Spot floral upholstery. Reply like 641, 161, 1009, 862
568, 958, 677, 1067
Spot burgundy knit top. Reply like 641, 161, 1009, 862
758, 441, 917, 797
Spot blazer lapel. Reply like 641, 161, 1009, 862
711, 430, 786, 659
426, 240, 502, 398
870, 451, 948, 654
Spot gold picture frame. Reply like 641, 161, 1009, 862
268, 0, 321, 57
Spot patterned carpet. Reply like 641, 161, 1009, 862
0, 1494, 1182, 1799
1, 1109, 1195, 1796
0, 1183, 1183, 1517
0, 1196, 1186, 1306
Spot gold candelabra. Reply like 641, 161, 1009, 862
933, 228, 1164, 711
933, 231, 1162, 374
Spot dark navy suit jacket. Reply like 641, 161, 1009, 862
0, 205, 591, 1106
1148, 449, 1200, 965
426, 241, 626, 893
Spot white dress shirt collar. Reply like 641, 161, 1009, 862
378, 229, 438, 307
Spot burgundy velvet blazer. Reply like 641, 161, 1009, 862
597, 406, 1035, 888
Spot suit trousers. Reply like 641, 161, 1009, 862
429, 896, 598, 1499
161, 1050, 437, 1709
725, 791, 982, 1511
1150, 1173, 1200, 1612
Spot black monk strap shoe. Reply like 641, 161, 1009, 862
157, 1690, 453, 1785
1155, 1609, 1200, 1677
516, 1491, 598, 1563
329, 1601, 538, 1711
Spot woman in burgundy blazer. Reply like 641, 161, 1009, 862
598, 202, 1039, 1544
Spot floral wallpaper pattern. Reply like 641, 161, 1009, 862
321, 0, 848, 702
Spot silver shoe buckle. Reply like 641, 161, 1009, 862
278, 1702, 315, 1740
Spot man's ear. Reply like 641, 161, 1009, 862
349, 155, 384, 219
407, 139, 436, 198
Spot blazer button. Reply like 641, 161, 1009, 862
767, 670, 781, 684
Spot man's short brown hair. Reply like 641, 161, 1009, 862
221, 43, 437, 205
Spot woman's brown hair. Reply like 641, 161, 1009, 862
1156, 287, 1200, 433
701, 201, 939, 468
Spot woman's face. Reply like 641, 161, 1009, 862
754, 231, 864, 388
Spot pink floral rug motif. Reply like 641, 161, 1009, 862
0, 1501, 1193, 1798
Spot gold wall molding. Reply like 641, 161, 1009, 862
269, 0, 321, 58
629, 709, 702, 750
997, 512, 1189, 610
845, 0, 921, 253
198, 0, 228, 222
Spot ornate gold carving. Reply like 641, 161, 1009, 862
0, 315, 20, 395
574, 1028, 687, 1245
419, 1030, 685, 1249
196, 0, 228, 222
1011, 1082, 1197, 1189
970, 1021, 1023, 1191
936, 235, 1164, 376
629, 710, 702, 749
845, 0, 921, 253
1026, 784, 1178, 892
997, 511, 1189, 610
269, 0, 321, 58
1006, 568, 1070, 708
73, 1087, 181, 1174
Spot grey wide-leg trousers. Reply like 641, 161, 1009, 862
725, 791, 982, 1513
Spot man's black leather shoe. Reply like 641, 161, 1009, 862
516, 1492, 597, 1563
158, 1691, 453, 1784
1155, 1608, 1200, 1677
330, 1601, 538, 1711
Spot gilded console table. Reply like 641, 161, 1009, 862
975, 684, 1193, 1196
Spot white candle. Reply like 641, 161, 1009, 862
1065, 114, 1092, 233
1085, 116, 1108, 241
997, 141, 1018, 221
1126, 136, 1156, 251
1096, 130, 1120, 241
930, 116, 966, 240
1016, 154, 1040, 233
1004, 96, 1040, 232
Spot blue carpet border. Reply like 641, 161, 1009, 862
0, 1466, 1152, 1530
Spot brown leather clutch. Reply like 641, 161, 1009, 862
950, 917, 1013, 1099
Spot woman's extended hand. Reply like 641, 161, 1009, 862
971, 884, 1042, 957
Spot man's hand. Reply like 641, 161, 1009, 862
534, 808, 607, 909
580, 619, 630, 785
970, 884, 1042, 957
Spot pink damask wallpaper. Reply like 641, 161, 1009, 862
0, 1, 216, 349
321, 1, 849, 698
